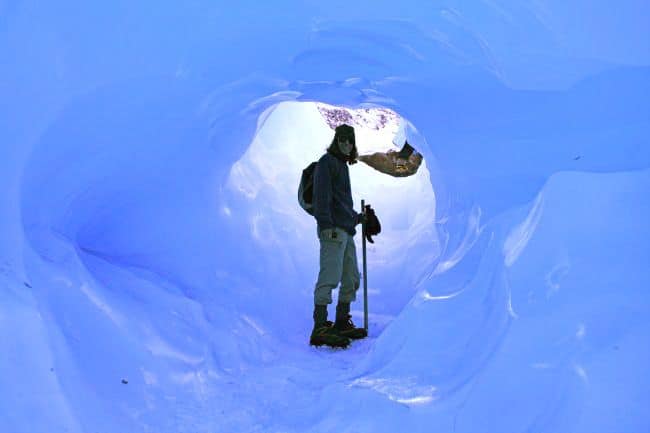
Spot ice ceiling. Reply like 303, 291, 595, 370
1, 1, 649, 432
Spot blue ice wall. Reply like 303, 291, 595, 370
1, 2, 649, 433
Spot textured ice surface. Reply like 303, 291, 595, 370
1, 2, 649, 432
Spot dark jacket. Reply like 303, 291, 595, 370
313, 150, 360, 236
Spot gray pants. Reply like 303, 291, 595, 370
314, 227, 361, 305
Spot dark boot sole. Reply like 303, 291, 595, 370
310, 338, 350, 348
332, 326, 368, 339
339, 329, 368, 339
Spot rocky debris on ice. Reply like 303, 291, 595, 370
316, 103, 399, 132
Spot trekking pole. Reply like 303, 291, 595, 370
361, 199, 368, 332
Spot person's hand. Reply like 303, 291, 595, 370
356, 212, 367, 226
397, 140, 415, 160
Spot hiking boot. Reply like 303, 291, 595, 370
333, 314, 367, 339
310, 325, 350, 348
310, 304, 350, 348
333, 302, 367, 339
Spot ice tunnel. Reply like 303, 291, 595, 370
1, 2, 649, 433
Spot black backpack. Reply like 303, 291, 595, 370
298, 161, 317, 215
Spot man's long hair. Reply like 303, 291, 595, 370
327, 124, 358, 165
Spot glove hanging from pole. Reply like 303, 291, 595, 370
363, 205, 381, 243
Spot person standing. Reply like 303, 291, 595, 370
310, 124, 369, 348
